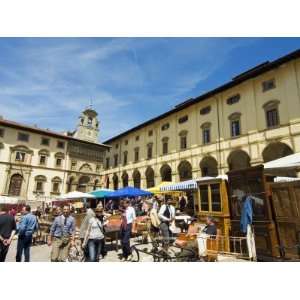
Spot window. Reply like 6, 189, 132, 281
106, 157, 110, 169
36, 181, 43, 193
161, 123, 170, 131
18, 132, 29, 142
147, 144, 153, 159
56, 158, 62, 167
135, 136, 140, 141
200, 185, 209, 211
262, 79, 276, 92
266, 108, 279, 128
123, 151, 128, 165
114, 154, 118, 167
34, 175, 46, 193
134, 148, 139, 162
52, 177, 62, 194
15, 151, 26, 162
124, 140, 128, 145
57, 141, 65, 149
231, 119, 240, 137
41, 137, 50, 146
227, 94, 240, 105
229, 113, 241, 137
211, 184, 221, 211
39, 155, 46, 165
263, 100, 280, 128
71, 161, 77, 170
200, 106, 211, 115
88, 117, 93, 126
96, 165, 101, 173
178, 115, 188, 124
115, 144, 119, 149
162, 140, 168, 155
179, 131, 188, 150
52, 182, 60, 193
203, 127, 211, 144
148, 130, 153, 137
180, 136, 187, 150
0, 128, 4, 138
199, 183, 222, 212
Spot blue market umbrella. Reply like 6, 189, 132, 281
106, 186, 152, 198
89, 188, 114, 198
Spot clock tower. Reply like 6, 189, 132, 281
73, 106, 100, 143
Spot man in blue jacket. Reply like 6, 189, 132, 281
16, 205, 38, 262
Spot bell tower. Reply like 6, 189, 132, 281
73, 105, 100, 143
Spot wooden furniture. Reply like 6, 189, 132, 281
196, 178, 231, 251
227, 165, 300, 261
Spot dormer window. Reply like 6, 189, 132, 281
227, 94, 240, 105
88, 117, 93, 126
262, 79, 276, 92
200, 106, 211, 115
178, 115, 188, 124
161, 123, 170, 131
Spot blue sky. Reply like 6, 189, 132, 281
0, 37, 300, 141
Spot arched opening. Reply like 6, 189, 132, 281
262, 142, 294, 163
67, 177, 75, 193
133, 170, 141, 188
105, 177, 110, 189
145, 167, 155, 188
200, 156, 218, 177
77, 176, 90, 192
8, 174, 23, 196
227, 149, 251, 171
160, 164, 172, 182
178, 160, 192, 181
93, 179, 99, 190
113, 174, 119, 190
122, 172, 129, 187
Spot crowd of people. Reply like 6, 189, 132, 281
0, 194, 217, 262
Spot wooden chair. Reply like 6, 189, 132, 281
206, 229, 221, 262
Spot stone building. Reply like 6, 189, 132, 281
0, 107, 110, 202
102, 49, 300, 190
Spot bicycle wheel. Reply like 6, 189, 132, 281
130, 246, 140, 262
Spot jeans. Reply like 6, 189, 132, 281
16, 235, 32, 262
0, 241, 10, 262
159, 222, 171, 248
87, 239, 103, 262
120, 223, 132, 259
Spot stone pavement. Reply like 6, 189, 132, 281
5, 238, 154, 262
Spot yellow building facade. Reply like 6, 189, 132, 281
0, 108, 109, 202
102, 49, 300, 190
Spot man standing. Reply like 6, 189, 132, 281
148, 201, 161, 242
16, 205, 38, 262
158, 198, 176, 248
120, 200, 136, 261
48, 205, 75, 262
0, 205, 17, 262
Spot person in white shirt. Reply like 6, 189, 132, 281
120, 200, 136, 261
158, 198, 176, 248
83, 207, 105, 262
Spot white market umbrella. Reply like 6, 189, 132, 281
0, 196, 20, 204
264, 153, 300, 170
58, 191, 95, 200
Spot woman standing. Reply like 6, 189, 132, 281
83, 207, 105, 262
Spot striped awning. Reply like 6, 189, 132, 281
160, 179, 197, 191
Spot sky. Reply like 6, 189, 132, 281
0, 37, 300, 142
